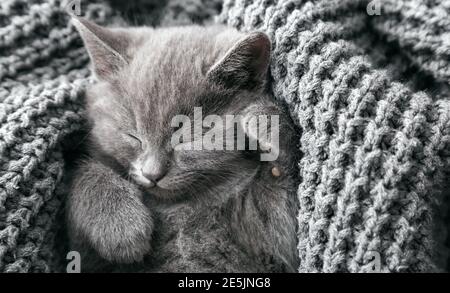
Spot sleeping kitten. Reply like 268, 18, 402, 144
67, 17, 300, 272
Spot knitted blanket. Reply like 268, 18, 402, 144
219, 0, 450, 272
0, 0, 449, 273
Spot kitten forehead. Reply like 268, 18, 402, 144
112, 26, 246, 133
123, 26, 245, 95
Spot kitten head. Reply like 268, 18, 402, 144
74, 17, 291, 198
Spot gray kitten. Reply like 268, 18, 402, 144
67, 17, 300, 272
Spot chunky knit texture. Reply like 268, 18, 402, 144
1, 0, 449, 273
0, 0, 120, 273
219, 0, 450, 272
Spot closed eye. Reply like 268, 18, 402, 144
126, 133, 142, 147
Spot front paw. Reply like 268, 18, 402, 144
88, 196, 153, 264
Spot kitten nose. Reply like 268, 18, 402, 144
142, 167, 167, 183
141, 156, 168, 183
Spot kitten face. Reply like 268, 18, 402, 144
89, 74, 258, 197
75, 19, 281, 198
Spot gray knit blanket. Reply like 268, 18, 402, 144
0, 0, 449, 273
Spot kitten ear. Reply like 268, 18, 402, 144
72, 16, 131, 79
240, 102, 280, 162
207, 32, 271, 90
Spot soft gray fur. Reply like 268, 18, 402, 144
67, 18, 300, 272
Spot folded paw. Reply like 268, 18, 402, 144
88, 195, 153, 264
